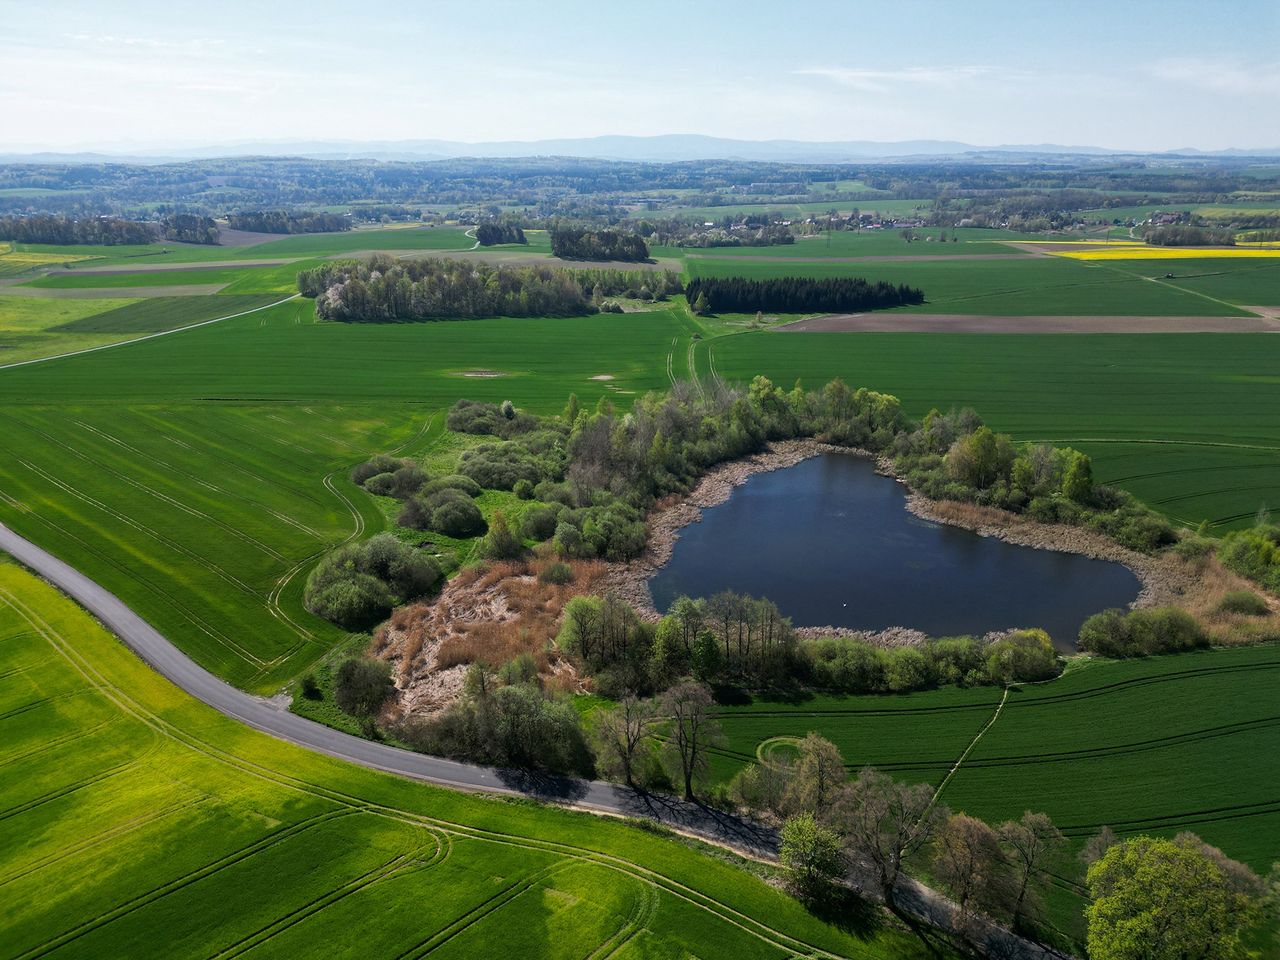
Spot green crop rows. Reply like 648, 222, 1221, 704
0, 560, 943, 960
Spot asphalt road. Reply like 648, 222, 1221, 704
0, 521, 776, 854
0, 520, 1069, 959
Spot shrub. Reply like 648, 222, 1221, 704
985, 628, 1062, 683
387, 464, 427, 498
1079, 607, 1208, 658
363, 472, 398, 496
333, 657, 394, 716
521, 505, 560, 541
429, 496, 487, 538
303, 535, 440, 629
351, 454, 408, 486
1217, 590, 1270, 616
480, 511, 524, 560
420, 474, 482, 499
458, 443, 545, 490
1218, 524, 1280, 593
305, 575, 393, 629
513, 478, 535, 500
538, 560, 574, 585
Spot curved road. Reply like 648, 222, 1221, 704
0, 521, 1068, 960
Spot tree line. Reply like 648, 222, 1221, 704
685, 275, 924, 315
1143, 223, 1235, 246
550, 227, 649, 262
299, 255, 591, 320
0, 214, 154, 245
475, 222, 526, 245
161, 213, 220, 245
298, 254, 683, 321
226, 210, 351, 234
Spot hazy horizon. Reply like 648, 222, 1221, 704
4, 0, 1278, 154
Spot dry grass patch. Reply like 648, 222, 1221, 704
373, 554, 607, 715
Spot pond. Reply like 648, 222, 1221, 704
648, 454, 1141, 649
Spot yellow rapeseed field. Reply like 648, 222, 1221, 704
1012, 241, 1280, 261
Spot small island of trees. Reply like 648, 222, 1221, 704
475, 222, 527, 245
226, 210, 351, 234
685, 275, 925, 315
550, 227, 649, 262
297, 254, 682, 321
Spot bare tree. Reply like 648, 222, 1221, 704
1080, 825, 1118, 868
661, 682, 724, 800
829, 767, 946, 910
999, 811, 1066, 929
591, 696, 655, 787
933, 813, 1015, 929
783, 732, 846, 815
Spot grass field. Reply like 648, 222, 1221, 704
687, 254, 1256, 316
48, 294, 286, 333
0, 300, 692, 688
705, 330, 1280, 529
704, 643, 1280, 945
0, 296, 146, 366
0, 559, 944, 960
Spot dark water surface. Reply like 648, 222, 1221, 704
648, 454, 1141, 649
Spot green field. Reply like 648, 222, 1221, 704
705, 330, 1280, 528
705, 644, 1280, 944
687, 255, 1256, 316
0, 559, 942, 960
47, 294, 287, 334
0, 300, 692, 688
0, 296, 145, 366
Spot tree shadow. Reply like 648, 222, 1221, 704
805, 884, 882, 938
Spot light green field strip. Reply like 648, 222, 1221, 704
0, 559, 943, 960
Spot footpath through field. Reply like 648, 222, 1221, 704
0, 520, 1069, 959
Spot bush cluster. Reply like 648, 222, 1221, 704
303, 534, 440, 629
894, 409, 1177, 552
1217, 524, 1280, 594
1077, 607, 1209, 658
803, 629, 1061, 693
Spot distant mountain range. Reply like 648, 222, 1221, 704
4, 135, 1279, 164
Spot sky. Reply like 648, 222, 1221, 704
2, 0, 1278, 153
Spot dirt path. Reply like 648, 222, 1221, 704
775, 312, 1280, 333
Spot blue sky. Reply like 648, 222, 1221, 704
3, 0, 1277, 151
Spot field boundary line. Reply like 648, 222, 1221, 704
0, 293, 300, 371
927, 685, 1009, 813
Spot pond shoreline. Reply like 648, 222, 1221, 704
602, 439, 1183, 648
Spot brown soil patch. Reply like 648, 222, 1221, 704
372, 556, 608, 717
776, 313, 1280, 333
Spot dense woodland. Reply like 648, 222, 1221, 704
161, 213, 221, 245
0, 213, 154, 245
474, 222, 526, 245
298, 254, 681, 321
685, 275, 925, 314
299, 256, 589, 320
549, 227, 649, 261
225, 210, 351, 234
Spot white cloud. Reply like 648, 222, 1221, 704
795, 65, 1006, 93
